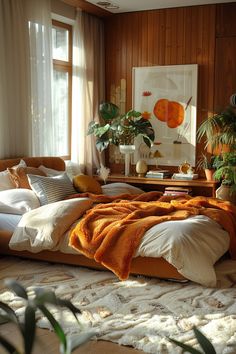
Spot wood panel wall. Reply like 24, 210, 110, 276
103, 2, 236, 171
215, 3, 236, 111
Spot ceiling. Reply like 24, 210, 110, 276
86, 0, 235, 13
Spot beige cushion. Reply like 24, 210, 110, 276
8, 167, 46, 189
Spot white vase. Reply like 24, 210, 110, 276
119, 145, 135, 176
216, 184, 236, 203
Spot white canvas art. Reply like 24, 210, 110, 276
132, 64, 198, 167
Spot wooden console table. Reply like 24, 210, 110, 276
100, 175, 219, 197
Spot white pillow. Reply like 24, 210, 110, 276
0, 159, 27, 191
102, 182, 144, 196
9, 198, 93, 252
38, 165, 63, 177
0, 189, 40, 215
27, 173, 76, 205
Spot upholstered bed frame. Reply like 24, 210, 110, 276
0, 157, 185, 281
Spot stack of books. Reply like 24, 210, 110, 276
164, 186, 192, 196
172, 173, 198, 180
146, 170, 172, 179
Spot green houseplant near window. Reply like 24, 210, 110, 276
87, 102, 155, 152
197, 106, 236, 198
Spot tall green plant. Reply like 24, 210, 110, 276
197, 106, 236, 152
0, 280, 95, 354
88, 102, 155, 152
197, 106, 236, 193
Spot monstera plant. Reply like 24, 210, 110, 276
87, 102, 155, 152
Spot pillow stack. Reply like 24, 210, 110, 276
0, 160, 77, 212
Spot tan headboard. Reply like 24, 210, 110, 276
0, 157, 65, 172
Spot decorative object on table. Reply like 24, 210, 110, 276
197, 106, 236, 201
87, 102, 155, 152
132, 64, 198, 167
172, 161, 198, 179
119, 144, 136, 176
152, 149, 163, 169
98, 163, 110, 184
135, 158, 148, 177
178, 161, 192, 174
146, 169, 172, 179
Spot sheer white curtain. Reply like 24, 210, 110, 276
0, 0, 32, 158
26, 0, 56, 156
0, 0, 55, 158
72, 9, 105, 175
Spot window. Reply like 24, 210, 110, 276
52, 20, 72, 159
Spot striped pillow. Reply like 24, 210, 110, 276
27, 173, 76, 205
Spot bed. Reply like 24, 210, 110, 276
0, 156, 235, 287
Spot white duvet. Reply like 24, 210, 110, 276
9, 198, 230, 287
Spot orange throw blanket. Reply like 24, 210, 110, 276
69, 193, 236, 280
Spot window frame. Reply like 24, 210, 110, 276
52, 19, 72, 160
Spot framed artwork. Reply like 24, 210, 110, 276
132, 64, 198, 167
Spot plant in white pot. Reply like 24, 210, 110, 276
197, 106, 236, 202
88, 102, 155, 175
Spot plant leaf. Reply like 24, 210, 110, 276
193, 327, 216, 354
4, 279, 28, 300
38, 304, 67, 353
0, 301, 18, 324
23, 305, 36, 354
0, 333, 19, 354
99, 102, 120, 121
168, 338, 203, 353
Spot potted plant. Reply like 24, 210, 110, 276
196, 153, 216, 181
197, 106, 236, 201
87, 102, 155, 152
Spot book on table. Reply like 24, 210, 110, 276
172, 173, 198, 180
146, 170, 172, 179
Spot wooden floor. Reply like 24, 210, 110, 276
0, 323, 142, 354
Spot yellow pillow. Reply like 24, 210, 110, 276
73, 175, 102, 194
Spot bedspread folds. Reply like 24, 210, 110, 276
69, 193, 236, 280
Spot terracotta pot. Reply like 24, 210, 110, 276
205, 169, 215, 181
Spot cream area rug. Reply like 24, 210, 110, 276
0, 256, 236, 354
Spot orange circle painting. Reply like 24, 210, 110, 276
153, 99, 184, 128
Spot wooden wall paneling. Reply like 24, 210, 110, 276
216, 2, 236, 37
147, 11, 155, 66
140, 12, 148, 66
183, 7, 192, 64
214, 37, 236, 111
126, 14, 135, 110
176, 8, 185, 64
165, 8, 174, 64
